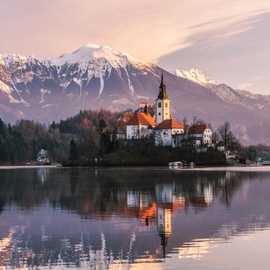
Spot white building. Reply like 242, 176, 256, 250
126, 111, 155, 140
37, 149, 50, 165
155, 119, 184, 147
153, 75, 185, 146
125, 74, 212, 148
188, 124, 213, 146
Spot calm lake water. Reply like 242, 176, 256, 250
1, 167, 270, 269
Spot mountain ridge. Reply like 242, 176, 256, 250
0, 44, 270, 144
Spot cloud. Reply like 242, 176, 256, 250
1, 0, 270, 92
0, 0, 270, 60
159, 11, 270, 94
238, 82, 254, 91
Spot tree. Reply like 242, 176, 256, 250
218, 122, 230, 149
0, 109, 122, 165
0, 118, 6, 137
99, 131, 112, 155
182, 117, 188, 134
49, 121, 57, 131
244, 146, 258, 161
98, 118, 107, 134
218, 122, 241, 151
69, 139, 79, 162
212, 131, 220, 145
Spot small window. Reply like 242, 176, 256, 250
158, 113, 161, 116
158, 102, 161, 108
165, 102, 168, 108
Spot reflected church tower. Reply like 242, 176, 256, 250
157, 207, 172, 258
155, 183, 174, 258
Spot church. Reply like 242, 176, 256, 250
126, 74, 185, 147
125, 74, 213, 147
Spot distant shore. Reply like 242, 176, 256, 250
1, 164, 270, 172
0, 165, 61, 170
169, 165, 270, 172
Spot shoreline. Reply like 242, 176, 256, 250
0, 165, 62, 170
0, 164, 270, 172
170, 165, 270, 172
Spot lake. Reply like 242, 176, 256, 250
1, 167, 270, 269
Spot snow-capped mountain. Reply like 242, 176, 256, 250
175, 68, 216, 86
176, 68, 270, 110
1, 45, 270, 144
0, 44, 160, 121
51, 44, 154, 98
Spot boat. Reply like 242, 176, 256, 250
262, 161, 270, 166
169, 161, 183, 169
169, 161, 195, 169
37, 149, 51, 165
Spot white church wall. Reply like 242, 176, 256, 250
127, 125, 152, 140
203, 129, 213, 145
155, 99, 171, 124
127, 125, 138, 140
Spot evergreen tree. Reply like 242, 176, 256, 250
98, 118, 107, 134
0, 118, 6, 137
69, 139, 79, 162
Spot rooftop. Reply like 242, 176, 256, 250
189, 123, 208, 134
126, 112, 155, 127
155, 118, 184, 130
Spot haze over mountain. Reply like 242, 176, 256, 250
2, 1, 270, 94
0, 44, 270, 144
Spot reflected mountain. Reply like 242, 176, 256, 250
0, 168, 269, 269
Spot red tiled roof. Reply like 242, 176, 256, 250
189, 124, 208, 134
155, 118, 184, 130
126, 112, 155, 127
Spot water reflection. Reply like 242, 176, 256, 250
0, 168, 269, 269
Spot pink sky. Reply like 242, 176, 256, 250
1, 0, 270, 93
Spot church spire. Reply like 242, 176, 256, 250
158, 72, 168, 99
160, 72, 164, 88
155, 72, 171, 124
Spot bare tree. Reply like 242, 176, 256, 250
218, 122, 241, 151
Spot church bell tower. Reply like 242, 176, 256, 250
155, 73, 171, 124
